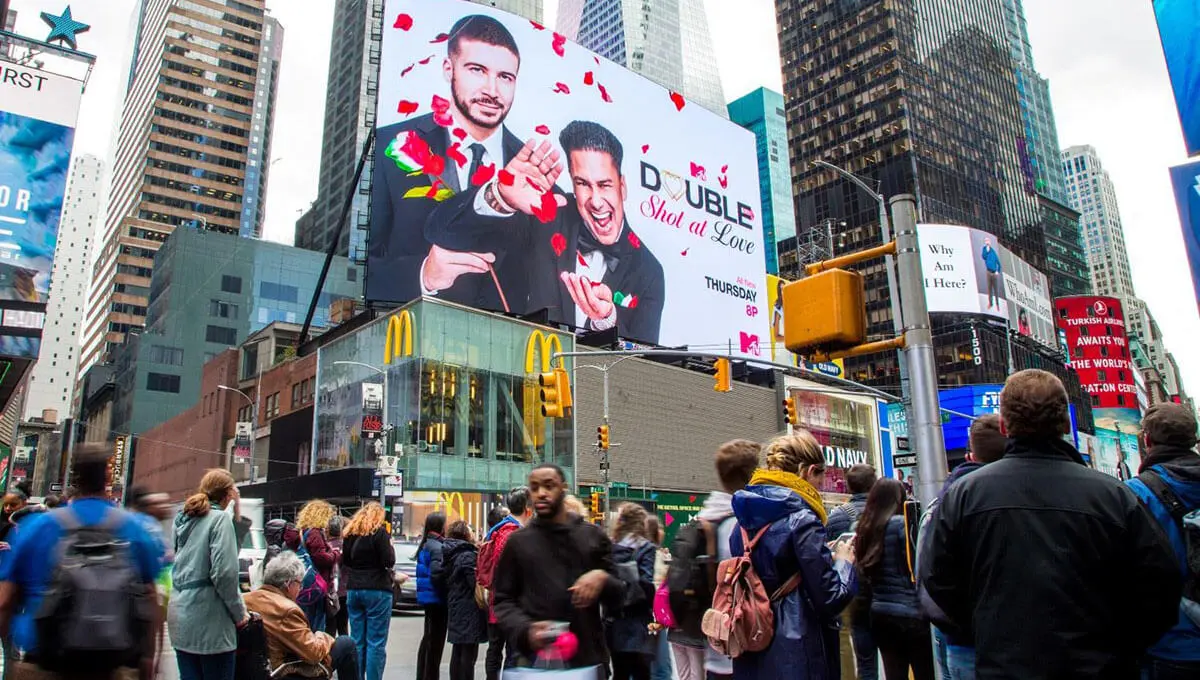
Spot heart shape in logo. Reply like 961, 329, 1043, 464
661, 171, 684, 201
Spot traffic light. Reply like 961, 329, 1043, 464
597, 424, 610, 449
537, 367, 573, 417
782, 270, 866, 354
782, 397, 798, 426
590, 491, 601, 515
713, 358, 732, 392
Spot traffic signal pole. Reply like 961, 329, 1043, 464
891, 194, 948, 507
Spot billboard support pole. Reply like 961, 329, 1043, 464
891, 194, 947, 508
300, 127, 376, 343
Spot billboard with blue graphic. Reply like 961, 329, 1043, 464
1170, 159, 1200, 319
1152, 1, 1200, 156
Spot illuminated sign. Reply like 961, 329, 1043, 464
1, 309, 44, 329
524, 329, 565, 373
383, 310, 414, 364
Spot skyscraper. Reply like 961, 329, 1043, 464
1061, 145, 1136, 302
295, 0, 544, 259
24, 154, 104, 420
79, 0, 283, 375
562, 0, 726, 116
728, 88, 795, 275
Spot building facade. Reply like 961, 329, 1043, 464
1061, 145, 1137, 302
728, 88, 796, 275
80, 0, 283, 375
25, 154, 105, 420
563, 0, 727, 116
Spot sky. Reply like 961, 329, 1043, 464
9, 0, 1199, 397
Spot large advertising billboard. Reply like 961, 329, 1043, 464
367, 0, 767, 356
917, 224, 1055, 349
1170, 159, 1200, 319
787, 385, 880, 495
1054, 296, 1139, 414
0, 58, 83, 357
1152, 0, 1200, 156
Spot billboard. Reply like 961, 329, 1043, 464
1054, 296, 1139, 413
367, 0, 767, 357
917, 224, 1055, 348
0, 59, 83, 357
1170, 159, 1200, 318
787, 386, 880, 494
1152, 1, 1200, 156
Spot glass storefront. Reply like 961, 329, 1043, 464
313, 299, 576, 493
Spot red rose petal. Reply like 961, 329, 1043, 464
531, 20, 546, 30
718, 175, 728, 189
430, 33, 449, 44
552, 33, 567, 57
577, 251, 588, 267
418, 55, 433, 65
498, 170, 515, 186
721, 164, 729, 173
681, 248, 689, 256
525, 176, 544, 191
431, 94, 450, 113
594, 56, 600, 64
433, 111, 453, 127
628, 231, 641, 248
397, 100, 419, 115
551, 232, 566, 257
669, 91, 685, 111
393, 13, 413, 30
641, 144, 650, 153
423, 155, 446, 176
535, 124, 551, 135
470, 162, 496, 186
553, 82, 571, 94
400, 64, 415, 77
532, 191, 559, 224
452, 128, 467, 141
584, 71, 594, 86
598, 83, 612, 103
588, 281, 602, 287
446, 142, 468, 168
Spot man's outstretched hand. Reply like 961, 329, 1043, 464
497, 138, 567, 216
422, 245, 496, 293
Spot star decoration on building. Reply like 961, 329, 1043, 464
40, 6, 90, 51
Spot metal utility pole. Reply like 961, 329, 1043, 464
891, 194, 948, 507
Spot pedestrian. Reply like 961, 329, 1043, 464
128, 486, 177, 671
327, 515, 350, 637
825, 464, 878, 680
41, 495, 62, 509
444, 520, 488, 680
852, 478, 932, 680
342, 502, 395, 680
493, 463, 622, 672
915, 414, 1006, 680
245, 551, 360, 680
607, 503, 656, 680
169, 468, 249, 680
0, 493, 25, 543
922, 369, 1181, 679
644, 514, 672, 680
728, 432, 857, 680
415, 512, 449, 680
0, 444, 162, 680
481, 487, 530, 680
262, 517, 301, 577
1125, 403, 1200, 679
296, 500, 337, 633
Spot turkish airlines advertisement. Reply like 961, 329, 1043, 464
367, 0, 768, 357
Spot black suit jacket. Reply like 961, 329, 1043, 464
368, 114, 531, 311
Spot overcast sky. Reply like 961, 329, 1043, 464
10, 0, 1198, 396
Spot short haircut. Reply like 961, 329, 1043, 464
559, 120, 623, 173
531, 463, 565, 482
71, 443, 111, 495
448, 15, 519, 61
715, 440, 761, 493
1000, 369, 1070, 439
1143, 403, 1199, 449
487, 505, 510, 528
969, 414, 1006, 463
845, 464, 877, 494
506, 486, 530, 515
263, 551, 305, 590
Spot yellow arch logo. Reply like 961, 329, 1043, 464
437, 491, 467, 520
524, 330, 564, 373
384, 310, 414, 364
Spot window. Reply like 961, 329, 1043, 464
1091, 394, 1100, 407
292, 382, 302, 406
206, 325, 238, 344
1073, 346, 1083, 358
221, 275, 242, 294
1100, 346, 1109, 357
1079, 326, 1089, 337
1097, 370, 1107, 382
150, 345, 184, 365
238, 405, 253, 422
210, 300, 240, 319
259, 281, 298, 303
265, 392, 280, 418
1105, 326, 1113, 336
146, 372, 181, 393
1118, 371, 1126, 382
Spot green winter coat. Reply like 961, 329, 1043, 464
168, 504, 247, 654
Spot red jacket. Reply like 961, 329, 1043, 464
478, 517, 521, 623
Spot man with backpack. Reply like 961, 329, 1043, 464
1126, 403, 1200, 679
0, 444, 164, 680
479, 487, 531, 680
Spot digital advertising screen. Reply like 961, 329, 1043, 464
1054, 295, 1140, 416
1152, 0, 1200, 156
1170, 159, 1200, 319
367, 0, 768, 357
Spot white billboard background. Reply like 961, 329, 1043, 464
376, 0, 768, 357
917, 223, 1055, 348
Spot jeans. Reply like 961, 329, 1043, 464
301, 599, 328, 633
329, 635, 361, 680
176, 650, 235, 680
416, 604, 449, 680
986, 272, 1001, 308
931, 627, 952, 680
945, 645, 975, 680
849, 617, 879, 680
870, 614, 934, 680
670, 643, 704, 680
450, 644, 478, 680
1141, 657, 1200, 680
650, 632, 672, 680
485, 622, 513, 680
348, 590, 393, 680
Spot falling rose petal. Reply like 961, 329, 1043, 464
446, 142, 468, 168
470, 162, 496, 186
577, 251, 588, 267
396, 100, 419, 115
588, 280, 602, 287
680, 248, 689, 257
393, 13, 413, 30
721, 164, 729, 174
422, 154, 446, 176
431, 94, 450, 113
433, 111, 453, 127
430, 33, 449, 43
418, 55, 434, 65
598, 83, 612, 103
689, 162, 707, 181
531, 191, 559, 223
553, 82, 571, 94
531, 20, 546, 30
452, 128, 467, 141
552, 33, 567, 57
498, 169, 515, 186
718, 175, 728, 189
641, 144, 650, 153
535, 124, 551, 135
628, 231, 641, 249
594, 56, 600, 64
669, 91, 686, 111
584, 71, 594, 86
425, 178, 444, 198
526, 176, 543, 190
400, 64, 415, 77
551, 232, 566, 257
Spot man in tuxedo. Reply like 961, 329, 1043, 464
368, 14, 561, 310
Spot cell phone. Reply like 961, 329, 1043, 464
836, 532, 855, 544
539, 621, 570, 639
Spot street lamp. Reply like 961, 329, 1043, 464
218, 384, 255, 474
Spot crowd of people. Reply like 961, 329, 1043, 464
0, 367, 1195, 680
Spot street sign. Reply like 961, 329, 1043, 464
893, 454, 918, 467
896, 436, 910, 451
50, 483, 62, 492
384, 473, 403, 498
376, 455, 400, 476
611, 482, 629, 491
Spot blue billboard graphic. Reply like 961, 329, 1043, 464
1170, 159, 1200, 319
1153, 0, 1200, 156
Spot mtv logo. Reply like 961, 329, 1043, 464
739, 332, 761, 356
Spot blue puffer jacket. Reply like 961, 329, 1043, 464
415, 534, 446, 606
1126, 447, 1200, 662
729, 484, 857, 680
868, 515, 924, 620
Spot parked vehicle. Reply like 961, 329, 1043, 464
392, 541, 420, 612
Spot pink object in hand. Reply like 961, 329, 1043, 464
550, 631, 578, 661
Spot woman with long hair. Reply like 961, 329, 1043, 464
729, 432, 857, 680
342, 502, 395, 680
296, 500, 337, 632
609, 503, 657, 680
443, 520, 487, 680
854, 478, 933, 680
415, 512, 448, 680
644, 515, 673, 680
169, 469, 248, 680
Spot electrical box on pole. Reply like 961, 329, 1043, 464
782, 269, 867, 354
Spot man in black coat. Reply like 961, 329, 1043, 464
921, 369, 1181, 680
368, 14, 562, 311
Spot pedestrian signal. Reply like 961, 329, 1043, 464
713, 358, 732, 392
537, 367, 573, 417
597, 424, 610, 449
782, 397, 798, 426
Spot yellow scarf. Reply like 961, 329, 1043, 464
750, 468, 828, 525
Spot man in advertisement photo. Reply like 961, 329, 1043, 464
980, 236, 1003, 310
369, 14, 561, 310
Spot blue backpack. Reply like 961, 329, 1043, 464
294, 530, 328, 607
1139, 470, 1200, 627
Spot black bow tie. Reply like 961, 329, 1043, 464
576, 221, 631, 272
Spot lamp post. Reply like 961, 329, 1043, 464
218, 384, 254, 475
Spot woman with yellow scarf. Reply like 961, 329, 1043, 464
727, 431, 858, 680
